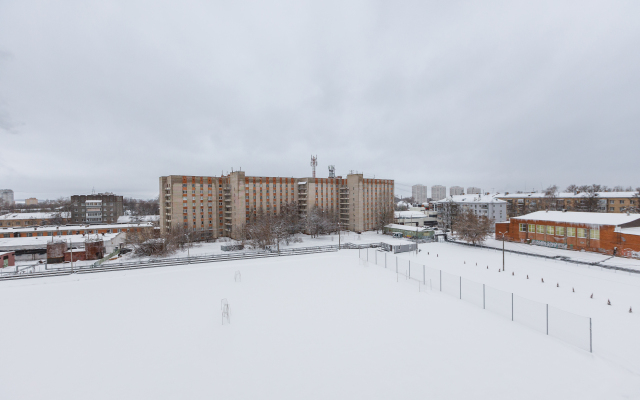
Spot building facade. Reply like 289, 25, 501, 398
467, 187, 481, 195
25, 198, 38, 205
412, 184, 428, 204
70, 194, 124, 224
450, 186, 464, 196
431, 185, 446, 201
0, 189, 14, 205
435, 194, 507, 229
159, 171, 394, 239
496, 211, 640, 258
497, 192, 639, 218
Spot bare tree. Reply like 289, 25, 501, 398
374, 203, 394, 233
452, 209, 492, 245
439, 198, 460, 233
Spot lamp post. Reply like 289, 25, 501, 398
498, 232, 506, 271
184, 233, 190, 259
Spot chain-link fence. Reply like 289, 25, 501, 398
359, 248, 592, 353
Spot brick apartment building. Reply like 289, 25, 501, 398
159, 171, 394, 239
71, 194, 124, 224
497, 192, 639, 218
495, 211, 640, 258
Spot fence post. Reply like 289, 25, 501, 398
385, 252, 387, 268
483, 284, 485, 309
367, 249, 369, 262
511, 293, 514, 321
408, 260, 411, 279
375, 250, 377, 265
546, 304, 549, 335
423, 265, 425, 285
439, 270, 442, 291
459, 276, 461, 299
590, 318, 592, 353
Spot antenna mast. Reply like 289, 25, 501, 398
310, 155, 318, 178
328, 165, 335, 178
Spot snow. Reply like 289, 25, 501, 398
512, 211, 640, 226
116, 215, 160, 224
1, 247, 639, 399
616, 227, 640, 236
0, 211, 71, 220
499, 191, 638, 199
385, 223, 430, 232
0, 233, 122, 251
436, 194, 506, 204
0, 222, 154, 234
2, 230, 640, 396
394, 211, 427, 219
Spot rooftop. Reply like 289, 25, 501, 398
0, 212, 71, 220
436, 194, 506, 204
512, 211, 640, 226
498, 191, 638, 199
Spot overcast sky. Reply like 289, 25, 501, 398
1, 0, 639, 200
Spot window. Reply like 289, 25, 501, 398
567, 227, 575, 237
610, 200, 614, 204
577, 228, 586, 238
590, 229, 600, 240
536, 225, 544, 234
547, 226, 554, 235
620, 200, 625, 204
556, 226, 565, 236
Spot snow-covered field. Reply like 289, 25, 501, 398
1, 242, 639, 399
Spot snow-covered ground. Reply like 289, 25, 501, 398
0, 242, 639, 399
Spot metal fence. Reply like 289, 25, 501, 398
0, 245, 340, 281
359, 248, 592, 353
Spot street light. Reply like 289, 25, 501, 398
498, 232, 506, 271
184, 233, 190, 260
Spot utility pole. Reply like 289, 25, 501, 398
499, 232, 506, 271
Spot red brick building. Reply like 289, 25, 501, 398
496, 211, 640, 258
0, 251, 15, 267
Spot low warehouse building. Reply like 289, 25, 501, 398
384, 224, 434, 239
497, 211, 640, 258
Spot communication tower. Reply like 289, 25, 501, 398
328, 165, 335, 178
310, 155, 318, 178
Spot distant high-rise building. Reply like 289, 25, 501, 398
412, 184, 428, 204
450, 186, 464, 196
467, 187, 481, 195
0, 189, 14, 205
431, 185, 446, 201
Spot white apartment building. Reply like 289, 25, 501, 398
435, 194, 507, 228
431, 185, 446, 201
412, 184, 428, 204
450, 186, 464, 196
467, 187, 481, 194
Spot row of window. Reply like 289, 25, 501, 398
519, 224, 599, 239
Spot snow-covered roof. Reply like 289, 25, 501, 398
385, 224, 430, 232
498, 191, 638, 199
394, 211, 426, 219
116, 215, 159, 224
0, 222, 154, 233
513, 211, 640, 226
435, 194, 506, 204
617, 227, 640, 237
0, 212, 71, 220
0, 233, 122, 251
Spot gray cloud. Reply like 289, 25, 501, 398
0, 0, 638, 199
